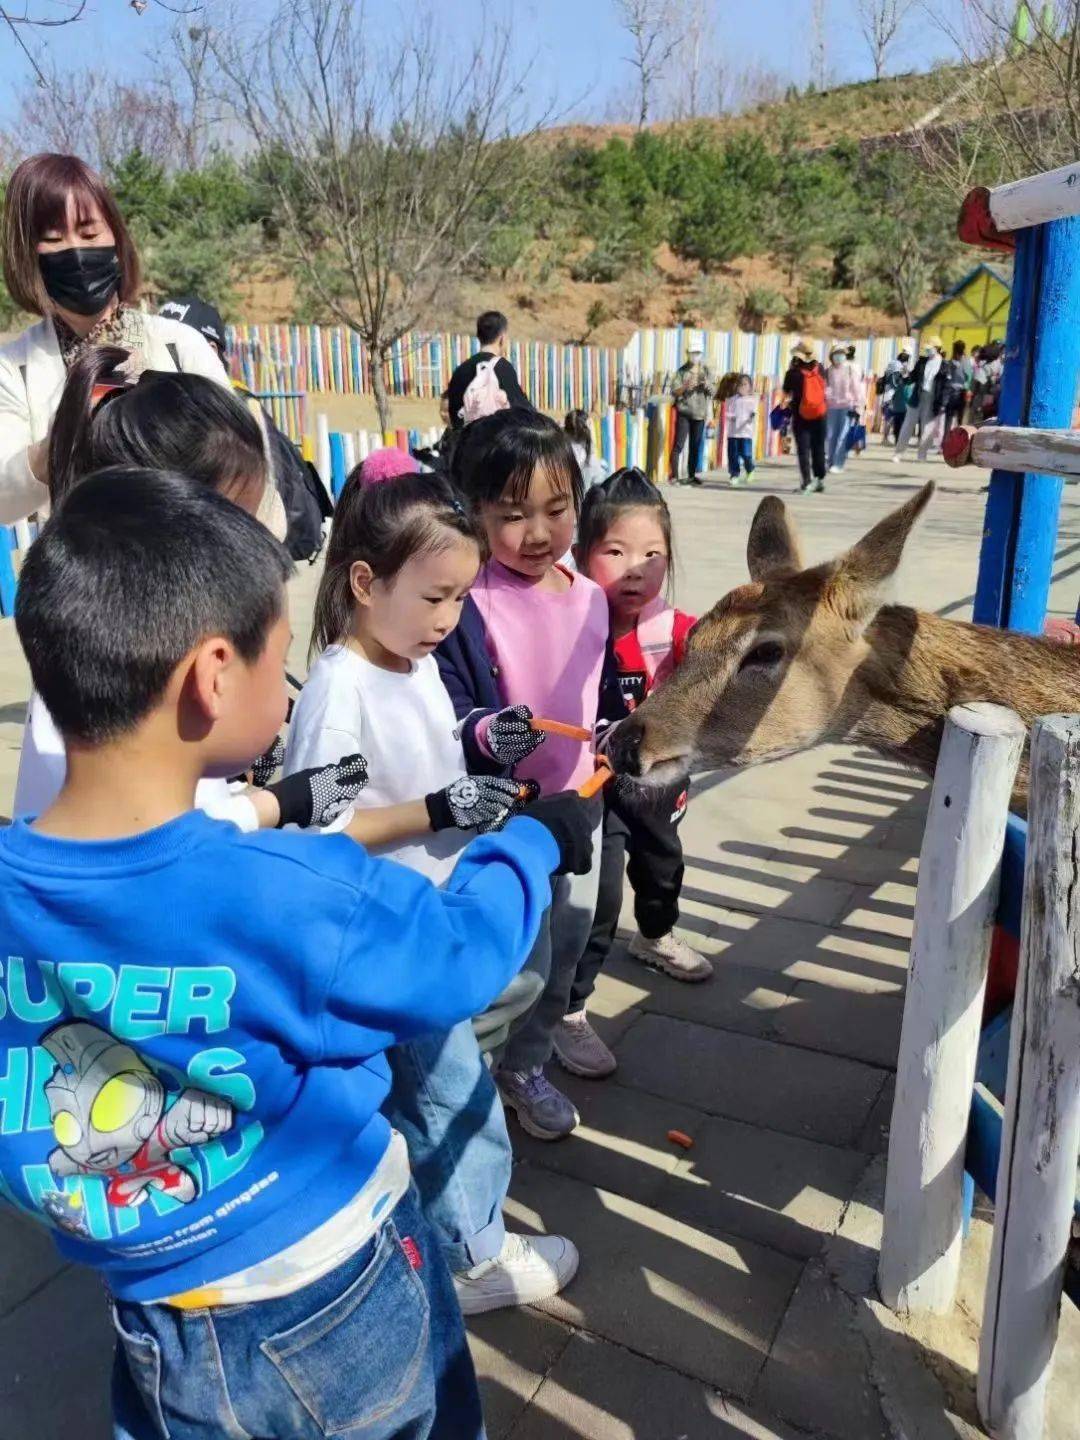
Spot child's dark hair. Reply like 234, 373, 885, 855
16, 467, 292, 744
577, 467, 674, 583
311, 469, 482, 656
451, 409, 583, 510
48, 346, 267, 512
564, 408, 592, 462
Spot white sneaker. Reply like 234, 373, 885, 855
454, 1231, 579, 1316
628, 929, 713, 982
891, 453, 902, 463
829, 465, 842, 474
553, 1010, 617, 1078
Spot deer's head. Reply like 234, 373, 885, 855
607, 481, 935, 784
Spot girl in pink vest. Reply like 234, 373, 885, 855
565, 469, 713, 1075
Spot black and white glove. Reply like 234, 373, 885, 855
524, 792, 594, 876
483, 703, 545, 765
426, 775, 540, 835
267, 753, 369, 829
250, 735, 285, 788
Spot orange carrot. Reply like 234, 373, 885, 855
531, 717, 592, 742
667, 1129, 694, 1150
578, 758, 614, 799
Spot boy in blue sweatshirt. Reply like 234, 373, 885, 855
0, 466, 592, 1440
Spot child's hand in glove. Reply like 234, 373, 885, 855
268, 754, 369, 828
482, 704, 546, 765
250, 735, 285, 788
426, 775, 540, 834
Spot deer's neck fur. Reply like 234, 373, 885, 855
843, 607, 1080, 804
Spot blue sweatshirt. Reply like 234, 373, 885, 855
0, 810, 558, 1301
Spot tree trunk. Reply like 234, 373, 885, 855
370, 349, 393, 432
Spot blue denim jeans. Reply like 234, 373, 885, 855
386, 1021, 512, 1274
825, 407, 851, 470
110, 1184, 484, 1440
726, 436, 754, 478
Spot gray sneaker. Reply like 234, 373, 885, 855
553, 1011, 617, 1078
628, 929, 714, 982
497, 1066, 579, 1140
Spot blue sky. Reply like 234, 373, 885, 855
1, 0, 965, 131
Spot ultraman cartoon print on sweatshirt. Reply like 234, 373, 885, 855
41, 1021, 233, 1234
0, 957, 265, 1249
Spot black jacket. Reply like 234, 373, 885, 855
907, 357, 949, 416
445, 352, 529, 428
436, 594, 628, 774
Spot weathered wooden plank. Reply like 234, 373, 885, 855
946, 425, 1080, 479
990, 161, 1080, 232
879, 703, 1025, 1315
978, 713, 1080, 1439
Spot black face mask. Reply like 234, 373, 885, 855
38, 245, 122, 317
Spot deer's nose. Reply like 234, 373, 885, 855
607, 718, 643, 777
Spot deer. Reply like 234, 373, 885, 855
605, 481, 1080, 813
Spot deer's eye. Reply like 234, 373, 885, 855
738, 640, 785, 673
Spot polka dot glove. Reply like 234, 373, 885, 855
268, 753, 370, 829
426, 775, 540, 835
250, 735, 285, 788
484, 704, 545, 765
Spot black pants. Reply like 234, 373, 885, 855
793, 415, 827, 486
943, 395, 966, 436
672, 413, 705, 481
569, 782, 687, 1014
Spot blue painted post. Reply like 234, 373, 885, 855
972, 227, 1039, 627
972, 215, 1080, 632
328, 431, 347, 502
0, 528, 16, 617
1007, 213, 1080, 633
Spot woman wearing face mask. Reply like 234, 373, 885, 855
0, 153, 236, 526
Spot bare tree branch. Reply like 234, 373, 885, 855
912, 0, 1080, 196
614, 0, 684, 127
855, 0, 918, 81
206, 0, 550, 429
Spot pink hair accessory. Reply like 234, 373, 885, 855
359, 447, 419, 489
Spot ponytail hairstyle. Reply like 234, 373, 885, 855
311, 466, 482, 658
564, 408, 592, 463
48, 346, 267, 513
576, 466, 675, 589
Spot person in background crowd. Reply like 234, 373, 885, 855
160, 296, 330, 562
942, 339, 973, 438
668, 344, 714, 486
564, 409, 609, 492
893, 335, 947, 463
824, 345, 860, 474
0, 152, 227, 526
723, 375, 758, 485
781, 342, 828, 493
879, 350, 911, 444
445, 311, 529, 429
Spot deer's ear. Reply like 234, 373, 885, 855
832, 481, 934, 623
747, 497, 804, 581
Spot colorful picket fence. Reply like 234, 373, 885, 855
228, 322, 915, 441
228, 324, 621, 426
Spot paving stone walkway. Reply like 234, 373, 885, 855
1, 445, 1078, 1438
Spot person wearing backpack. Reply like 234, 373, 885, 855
160, 296, 333, 562
445, 311, 530, 429
781, 342, 828, 493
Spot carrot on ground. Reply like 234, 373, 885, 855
531, 716, 592, 742
667, 1130, 694, 1150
